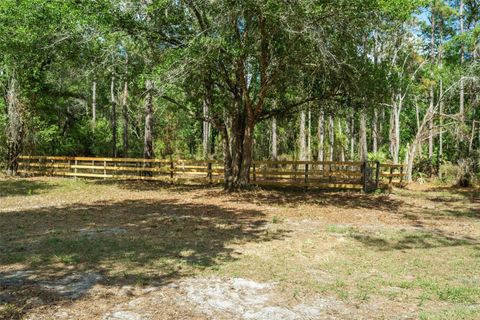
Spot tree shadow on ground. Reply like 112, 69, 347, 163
350, 229, 479, 251
87, 177, 412, 212
0, 198, 287, 318
88, 179, 407, 212
423, 186, 480, 203
0, 179, 56, 198
220, 189, 405, 212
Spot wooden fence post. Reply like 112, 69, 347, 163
103, 160, 107, 179
375, 161, 380, 190
361, 161, 367, 193
389, 166, 394, 185
208, 161, 212, 184
400, 165, 404, 184
170, 160, 174, 184
304, 163, 309, 190
74, 159, 78, 180
329, 163, 333, 183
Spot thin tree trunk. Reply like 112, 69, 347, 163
299, 109, 307, 161
271, 116, 277, 160
406, 143, 417, 182
328, 114, 334, 161
428, 6, 436, 159
373, 108, 378, 154
122, 80, 129, 157
415, 96, 422, 156
439, 19, 444, 159
202, 106, 211, 159
143, 80, 154, 159
469, 122, 476, 155
92, 80, 96, 129
391, 95, 402, 165
428, 86, 434, 159
111, 75, 117, 158
380, 107, 385, 147
339, 118, 345, 162
350, 114, 355, 159
202, 79, 213, 159
359, 112, 367, 161
459, 0, 465, 122
317, 109, 324, 162
307, 108, 312, 161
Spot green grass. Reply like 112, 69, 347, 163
419, 307, 480, 320
325, 224, 353, 234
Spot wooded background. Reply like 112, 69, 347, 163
0, 0, 479, 189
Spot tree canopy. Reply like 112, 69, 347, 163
1, 0, 479, 188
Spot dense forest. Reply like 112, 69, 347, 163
0, 0, 479, 189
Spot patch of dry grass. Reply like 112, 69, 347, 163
1, 177, 480, 319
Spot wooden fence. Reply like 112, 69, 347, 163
17, 156, 406, 191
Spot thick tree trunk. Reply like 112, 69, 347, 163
143, 80, 154, 159
111, 75, 117, 158
5, 73, 23, 175
299, 109, 307, 161
359, 112, 367, 161
221, 110, 255, 191
317, 109, 324, 162
122, 81, 129, 157
328, 114, 334, 161
271, 116, 277, 160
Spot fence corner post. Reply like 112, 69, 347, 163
375, 160, 380, 190
207, 161, 213, 184
361, 161, 367, 193
400, 165, 404, 185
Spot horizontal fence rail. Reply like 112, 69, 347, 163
18, 156, 406, 191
